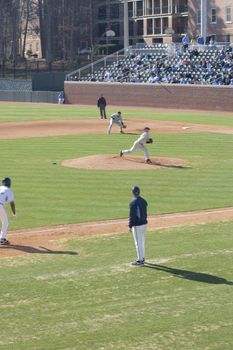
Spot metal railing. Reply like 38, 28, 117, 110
65, 47, 131, 81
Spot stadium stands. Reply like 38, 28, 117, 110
68, 44, 233, 86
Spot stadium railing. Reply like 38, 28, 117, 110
65, 47, 131, 81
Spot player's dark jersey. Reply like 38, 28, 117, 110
97, 97, 106, 107
129, 196, 148, 228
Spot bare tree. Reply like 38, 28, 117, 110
21, 0, 31, 58
0, 0, 20, 63
0, 0, 93, 69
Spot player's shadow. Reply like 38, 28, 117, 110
6, 244, 78, 255
126, 157, 189, 169
153, 162, 191, 169
144, 263, 233, 285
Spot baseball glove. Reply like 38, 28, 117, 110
146, 138, 153, 144
122, 123, 127, 129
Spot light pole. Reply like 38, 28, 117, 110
201, 0, 207, 44
123, 0, 129, 55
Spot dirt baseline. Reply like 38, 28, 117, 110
1, 207, 233, 258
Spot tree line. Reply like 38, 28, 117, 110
0, 0, 92, 68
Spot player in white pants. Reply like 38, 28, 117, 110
132, 224, 147, 263
129, 186, 148, 266
120, 127, 152, 163
0, 177, 16, 245
107, 111, 124, 134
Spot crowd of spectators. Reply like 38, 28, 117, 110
70, 43, 233, 86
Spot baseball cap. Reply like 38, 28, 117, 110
132, 186, 140, 196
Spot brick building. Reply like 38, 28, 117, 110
93, 0, 233, 49
188, 0, 233, 44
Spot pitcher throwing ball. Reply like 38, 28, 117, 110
120, 127, 153, 163
129, 186, 148, 266
0, 177, 16, 245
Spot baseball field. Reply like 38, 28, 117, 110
0, 103, 233, 350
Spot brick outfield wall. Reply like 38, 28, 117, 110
64, 82, 233, 112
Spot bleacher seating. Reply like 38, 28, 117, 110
68, 44, 233, 86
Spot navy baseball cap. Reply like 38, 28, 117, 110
132, 186, 140, 196
2, 177, 12, 187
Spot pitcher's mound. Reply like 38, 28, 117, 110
62, 155, 190, 171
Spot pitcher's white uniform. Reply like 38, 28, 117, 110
121, 128, 151, 162
107, 112, 124, 134
0, 185, 14, 240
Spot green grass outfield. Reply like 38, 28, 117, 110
0, 103, 232, 349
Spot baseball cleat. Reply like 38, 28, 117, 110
131, 260, 144, 266
120, 150, 123, 157
0, 238, 10, 246
145, 159, 152, 164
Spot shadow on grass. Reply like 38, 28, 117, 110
125, 157, 190, 169
144, 263, 233, 285
153, 162, 189, 169
4, 245, 78, 255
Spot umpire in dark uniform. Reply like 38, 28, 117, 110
129, 186, 148, 266
97, 94, 107, 119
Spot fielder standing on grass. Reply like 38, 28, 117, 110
107, 111, 126, 134
129, 186, 148, 266
0, 177, 16, 246
120, 127, 153, 163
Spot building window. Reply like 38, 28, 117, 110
110, 4, 119, 19
154, 0, 160, 14
162, 0, 168, 14
226, 34, 230, 43
136, 1, 143, 16
98, 6, 107, 20
162, 17, 168, 34
211, 8, 217, 23
147, 0, 152, 15
137, 20, 144, 35
128, 2, 133, 17
197, 9, 201, 24
129, 21, 134, 36
154, 18, 161, 34
226, 7, 232, 22
147, 19, 153, 35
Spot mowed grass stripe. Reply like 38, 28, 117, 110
0, 104, 233, 127
0, 221, 232, 350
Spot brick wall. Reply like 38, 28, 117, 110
64, 82, 233, 112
